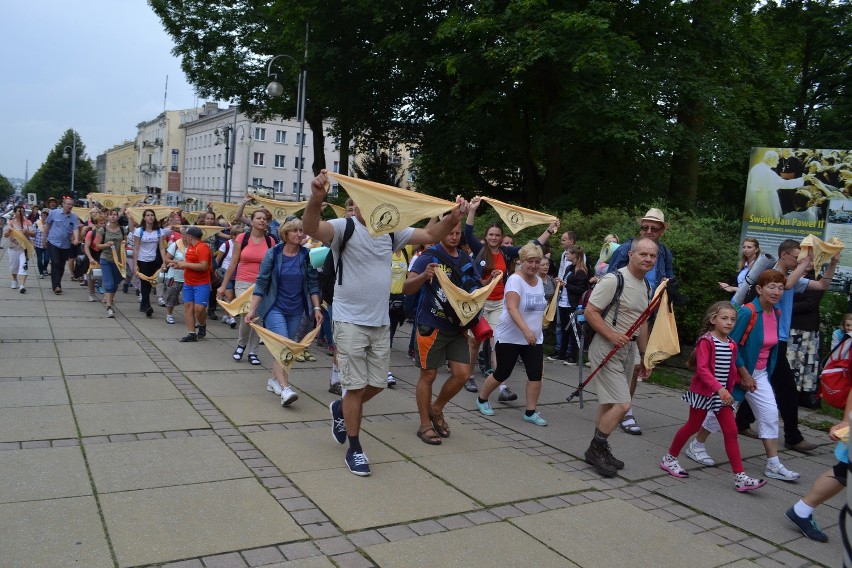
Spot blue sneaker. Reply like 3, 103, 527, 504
523, 412, 547, 426
785, 506, 828, 542
476, 398, 494, 416
345, 450, 371, 476
329, 399, 346, 444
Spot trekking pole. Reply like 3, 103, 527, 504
572, 308, 585, 408
566, 284, 666, 403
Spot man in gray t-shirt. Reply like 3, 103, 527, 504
303, 170, 467, 477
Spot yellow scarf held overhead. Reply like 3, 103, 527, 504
9, 228, 35, 257
176, 225, 222, 241
250, 323, 321, 373
87, 193, 143, 208
328, 173, 456, 236
798, 234, 844, 268
643, 279, 679, 370
126, 206, 178, 225
481, 197, 557, 234
208, 201, 263, 224
248, 194, 308, 221
182, 211, 201, 224
218, 285, 255, 318
542, 281, 563, 329
72, 207, 92, 222
433, 269, 502, 326
326, 203, 346, 218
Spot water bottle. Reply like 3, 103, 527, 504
576, 305, 585, 324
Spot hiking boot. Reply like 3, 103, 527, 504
179, 333, 198, 342
464, 377, 478, 393
498, 387, 518, 402
585, 440, 617, 477
603, 442, 625, 470
196, 325, 207, 339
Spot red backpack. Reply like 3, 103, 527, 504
819, 335, 852, 409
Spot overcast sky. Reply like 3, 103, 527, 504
0, 1, 202, 181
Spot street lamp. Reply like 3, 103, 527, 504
62, 133, 77, 199
214, 123, 233, 202
266, 23, 309, 202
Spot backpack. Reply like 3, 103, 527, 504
730, 302, 781, 400
581, 271, 652, 344
319, 218, 395, 304
818, 335, 852, 409
240, 231, 274, 250
417, 246, 481, 328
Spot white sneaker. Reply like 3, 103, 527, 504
158, 297, 166, 306
166, 314, 175, 324
765, 462, 800, 482
10, 281, 17, 289
280, 386, 298, 407
266, 378, 283, 395
88, 294, 97, 302
685, 440, 715, 466
106, 307, 114, 318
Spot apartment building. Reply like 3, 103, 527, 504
135, 107, 199, 206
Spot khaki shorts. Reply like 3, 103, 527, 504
416, 326, 470, 370
482, 299, 503, 330
589, 337, 636, 404
333, 321, 390, 390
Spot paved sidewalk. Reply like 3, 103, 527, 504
0, 256, 844, 568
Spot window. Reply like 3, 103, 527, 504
273, 180, 284, 193
408, 147, 419, 158
253, 153, 265, 166
294, 157, 304, 170
274, 154, 286, 168
333, 160, 340, 173
292, 182, 303, 194
275, 130, 287, 144
295, 132, 308, 146
252, 178, 263, 187
254, 127, 266, 141
407, 171, 416, 182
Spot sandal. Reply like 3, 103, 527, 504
303, 350, 317, 362
233, 345, 246, 361
417, 426, 442, 445
619, 416, 642, 435
248, 353, 261, 366
429, 407, 450, 438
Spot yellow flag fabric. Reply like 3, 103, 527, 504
72, 207, 92, 222
218, 285, 255, 318
126, 206, 177, 224
9, 228, 35, 256
798, 234, 844, 268
87, 193, 143, 208
643, 279, 679, 370
116, 242, 127, 279
248, 194, 308, 221
250, 323, 321, 372
208, 201, 263, 224
543, 281, 562, 329
328, 173, 456, 236
182, 211, 201, 224
177, 225, 222, 241
136, 270, 160, 284
481, 197, 557, 234
327, 204, 346, 218
433, 269, 502, 326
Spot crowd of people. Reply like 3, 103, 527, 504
4, 174, 849, 545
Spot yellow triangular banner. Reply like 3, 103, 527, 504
433, 269, 501, 326
126, 206, 178, 225
543, 281, 562, 329
250, 322, 320, 373
248, 194, 308, 221
135, 270, 160, 284
8, 228, 35, 257
177, 225, 222, 241
182, 211, 201, 224
72, 207, 92, 222
116, 242, 127, 279
218, 285, 255, 318
328, 173, 456, 236
87, 193, 144, 208
327, 204, 346, 218
481, 197, 557, 234
208, 201, 263, 224
799, 234, 844, 269
643, 279, 679, 370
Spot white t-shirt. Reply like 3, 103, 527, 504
135, 227, 172, 262
495, 273, 547, 345
217, 240, 234, 270
166, 241, 185, 282
329, 217, 414, 327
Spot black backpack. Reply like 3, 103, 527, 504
581, 271, 651, 344
320, 218, 396, 304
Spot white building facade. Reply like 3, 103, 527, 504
135, 107, 200, 206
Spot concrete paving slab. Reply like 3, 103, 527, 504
0, 496, 113, 568
0, 341, 54, 358
0, 380, 69, 407
52, 326, 132, 340
0, 446, 91, 503
365, 521, 575, 568
248, 428, 404, 474
47, 316, 128, 328
362, 420, 507, 458
165, 349, 249, 371
258, 558, 335, 568
87, 436, 251, 493
210, 394, 329, 425
0, 316, 52, 329
101, 477, 305, 567
0, 302, 49, 317
415, 446, 589, 505
60, 354, 159, 375
511, 499, 738, 568
0, 357, 62, 377
55, 339, 144, 357
290, 460, 480, 531
75, 399, 208, 436
0, 405, 77, 442
67, 375, 183, 403
189, 372, 272, 397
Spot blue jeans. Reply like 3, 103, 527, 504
36, 247, 49, 275
319, 305, 333, 347
264, 308, 303, 339
99, 259, 123, 293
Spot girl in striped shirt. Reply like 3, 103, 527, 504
660, 302, 767, 492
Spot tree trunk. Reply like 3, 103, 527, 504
307, 112, 326, 174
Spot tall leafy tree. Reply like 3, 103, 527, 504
0, 173, 14, 201
25, 130, 97, 203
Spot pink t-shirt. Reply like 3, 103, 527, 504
754, 310, 778, 371
235, 235, 269, 282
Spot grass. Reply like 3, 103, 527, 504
644, 365, 690, 390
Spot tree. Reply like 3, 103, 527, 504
0, 173, 13, 201
352, 149, 404, 187
24, 130, 97, 203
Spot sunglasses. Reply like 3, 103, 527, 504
640, 225, 663, 233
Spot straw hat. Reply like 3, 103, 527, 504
637, 208, 668, 229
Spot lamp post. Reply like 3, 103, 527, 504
266, 22, 309, 202
214, 123, 233, 202
62, 133, 77, 199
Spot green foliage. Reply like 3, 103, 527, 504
0, 173, 13, 200
352, 151, 404, 187
24, 130, 97, 203
819, 291, 848, 353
